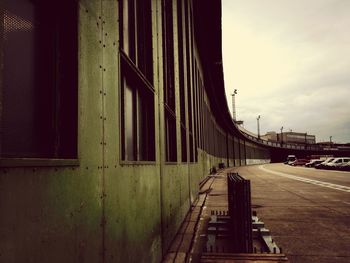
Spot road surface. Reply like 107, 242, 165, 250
232, 163, 350, 263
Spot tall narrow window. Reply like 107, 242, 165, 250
193, 64, 199, 162
119, 0, 155, 161
177, 0, 187, 162
184, 0, 194, 162
163, 0, 177, 162
0, 0, 78, 159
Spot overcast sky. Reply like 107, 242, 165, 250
222, 0, 350, 143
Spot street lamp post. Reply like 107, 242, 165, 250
280, 126, 284, 145
231, 89, 237, 121
330, 136, 332, 148
257, 115, 261, 139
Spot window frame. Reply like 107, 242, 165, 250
177, 0, 188, 163
0, 0, 79, 167
119, 0, 156, 164
162, 0, 178, 163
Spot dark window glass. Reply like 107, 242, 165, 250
193, 65, 199, 162
137, 88, 155, 161
163, 0, 175, 110
119, 0, 155, 162
163, 0, 177, 162
165, 113, 177, 162
120, 0, 153, 83
184, 0, 195, 162
136, 0, 153, 82
120, 55, 155, 161
199, 75, 204, 149
180, 125, 187, 162
124, 81, 135, 161
177, 0, 187, 162
0, 0, 77, 158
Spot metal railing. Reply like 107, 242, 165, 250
236, 126, 346, 151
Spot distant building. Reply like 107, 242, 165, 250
262, 131, 316, 145
261, 131, 278, 142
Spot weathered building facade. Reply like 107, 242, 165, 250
0, 1, 270, 262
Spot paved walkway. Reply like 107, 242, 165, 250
163, 168, 289, 262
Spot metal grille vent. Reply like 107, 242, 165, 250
3, 10, 34, 40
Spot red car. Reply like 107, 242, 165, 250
290, 159, 310, 166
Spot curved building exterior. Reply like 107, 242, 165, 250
1, 0, 348, 262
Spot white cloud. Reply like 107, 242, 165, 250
222, 0, 350, 143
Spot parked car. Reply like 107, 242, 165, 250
305, 159, 324, 167
315, 158, 335, 169
290, 159, 310, 166
284, 155, 296, 164
337, 161, 350, 171
325, 157, 350, 170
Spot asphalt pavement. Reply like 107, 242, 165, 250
231, 163, 350, 263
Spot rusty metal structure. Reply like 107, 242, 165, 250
227, 173, 253, 253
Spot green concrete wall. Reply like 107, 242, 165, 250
0, 1, 271, 262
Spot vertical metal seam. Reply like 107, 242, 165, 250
157, 0, 165, 256
100, 1, 106, 262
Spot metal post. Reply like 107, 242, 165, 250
231, 89, 237, 121
330, 136, 332, 148
280, 126, 283, 146
257, 115, 260, 139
